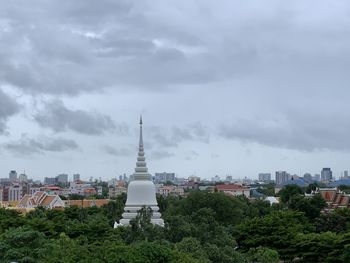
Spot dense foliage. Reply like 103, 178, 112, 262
1, 188, 350, 262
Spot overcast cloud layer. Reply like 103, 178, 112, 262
1, 0, 350, 180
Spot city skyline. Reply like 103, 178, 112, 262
1, 1, 350, 180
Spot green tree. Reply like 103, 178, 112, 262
176, 191, 248, 226
279, 184, 303, 204
247, 247, 279, 263
0, 227, 46, 263
289, 194, 326, 220
176, 237, 209, 262
0, 208, 26, 235
122, 207, 165, 244
293, 232, 340, 262
236, 210, 310, 261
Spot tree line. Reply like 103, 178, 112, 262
1, 185, 350, 262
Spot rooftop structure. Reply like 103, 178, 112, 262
215, 184, 251, 198
118, 117, 164, 227
18, 191, 65, 209
310, 188, 350, 209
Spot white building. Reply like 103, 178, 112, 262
8, 185, 22, 201
157, 185, 185, 197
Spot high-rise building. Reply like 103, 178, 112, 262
321, 168, 332, 181
9, 170, 17, 182
344, 170, 349, 179
226, 175, 233, 182
258, 173, 271, 182
18, 173, 28, 182
56, 174, 68, 184
44, 177, 56, 185
118, 117, 164, 227
73, 174, 81, 181
211, 175, 221, 182
154, 172, 176, 183
303, 173, 313, 183
313, 174, 320, 181
275, 171, 290, 186
188, 176, 201, 183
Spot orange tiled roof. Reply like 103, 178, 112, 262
41, 196, 56, 206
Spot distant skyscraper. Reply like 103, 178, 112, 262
303, 173, 313, 183
313, 174, 320, 181
321, 168, 332, 181
188, 176, 201, 183
57, 174, 68, 184
226, 175, 233, 182
44, 177, 56, 185
211, 175, 221, 182
73, 174, 80, 181
9, 170, 17, 182
344, 170, 349, 179
18, 173, 28, 182
154, 172, 176, 183
258, 173, 271, 182
275, 171, 290, 185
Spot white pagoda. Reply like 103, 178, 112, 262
118, 117, 164, 226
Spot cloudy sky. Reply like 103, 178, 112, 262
1, 0, 350, 181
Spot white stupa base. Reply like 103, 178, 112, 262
119, 218, 164, 226
119, 210, 164, 226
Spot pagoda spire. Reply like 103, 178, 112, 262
139, 115, 143, 148
134, 116, 150, 179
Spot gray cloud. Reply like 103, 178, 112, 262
150, 150, 175, 160
1, 1, 350, 179
0, 90, 20, 133
34, 100, 125, 135
102, 145, 133, 156
0, 0, 259, 95
219, 111, 350, 152
146, 123, 210, 148
1, 0, 350, 99
4, 134, 79, 156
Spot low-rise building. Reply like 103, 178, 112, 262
157, 185, 185, 197
215, 184, 251, 198
108, 186, 127, 198
306, 188, 350, 210
69, 180, 97, 197
18, 191, 65, 209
